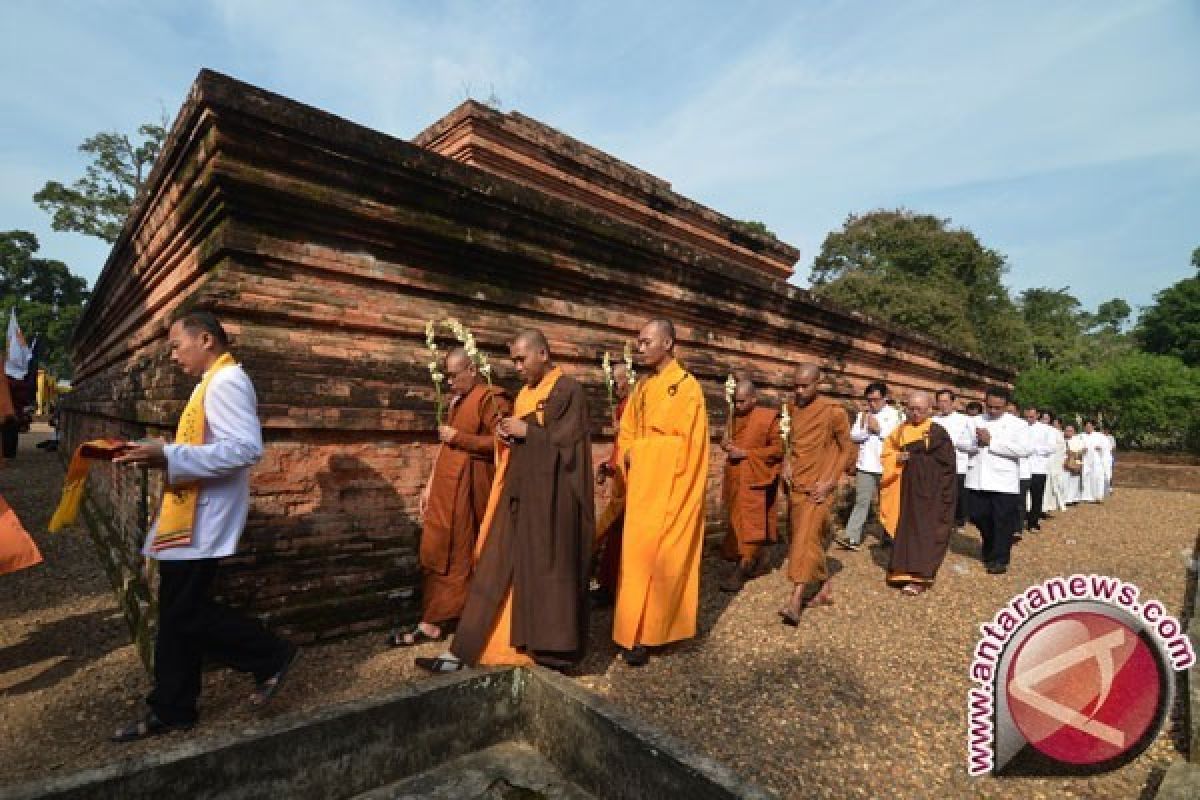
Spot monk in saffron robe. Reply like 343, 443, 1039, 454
779, 364, 856, 625
417, 329, 593, 672
879, 391, 958, 594
612, 318, 709, 667
719, 379, 782, 593
389, 347, 508, 646
592, 363, 631, 608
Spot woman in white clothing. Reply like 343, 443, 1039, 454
1063, 424, 1085, 504
1043, 414, 1068, 513
1080, 420, 1107, 503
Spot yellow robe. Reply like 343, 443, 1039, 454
613, 358, 709, 649
878, 418, 934, 538
470, 368, 564, 666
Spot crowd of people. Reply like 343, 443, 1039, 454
35, 310, 1117, 741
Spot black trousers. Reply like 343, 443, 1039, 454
149, 559, 289, 724
1027, 473, 1047, 529
955, 473, 967, 526
968, 490, 1022, 568
1, 418, 17, 458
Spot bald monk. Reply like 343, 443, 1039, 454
779, 364, 856, 625
592, 363, 632, 608
879, 391, 958, 595
612, 318, 709, 667
719, 379, 782, 593
389, 347, 508, 647
417, 329, 594, 672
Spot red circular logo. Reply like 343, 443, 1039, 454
1005, 611, 1163, 766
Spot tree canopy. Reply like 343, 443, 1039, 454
33, 123, 167, 244
1, 231, 90, 376
810, 209, 1032, 368
1135, 253, 1200, 367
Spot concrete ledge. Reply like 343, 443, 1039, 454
0, 668, 768, 800
1155, 761, 1200, 800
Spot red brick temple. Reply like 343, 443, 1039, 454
61, 70, 1012, 661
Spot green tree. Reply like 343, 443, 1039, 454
33, 122, 167, 244
0, 231, 90, 376
810, 209, 1032, 367
1018, 287, 1083, 366
1135, 252, 1200, 366
1087, 297, 1132, 335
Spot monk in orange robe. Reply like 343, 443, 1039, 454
592, 363, 631, 607
612, 318, 709, 667
880, 391, 957, 594
417, 329, 593, 673
389, 347, 508, 647
779, 364, 856, 625
719, 379, 782, 592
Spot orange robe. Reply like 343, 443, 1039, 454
420, 383, 508, 625
462, 369, 563, 666
785, 397, 856, 586
613, 358, 709, 649
594, 397, 628, 594
721, 405, 782, 568
881, 419, 957, 586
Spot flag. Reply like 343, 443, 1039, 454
4, 310, 32, 381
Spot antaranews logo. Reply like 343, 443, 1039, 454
967, 574, 1195, 777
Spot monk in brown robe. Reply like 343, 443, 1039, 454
592, 363, 631, 608
719, 379, 782, 592
389, 347, 508, 646
779, 364, 856, 625
880, 391, 958, 595
417, 330, 594, 672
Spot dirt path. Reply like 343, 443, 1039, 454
2, 432, 1195, 798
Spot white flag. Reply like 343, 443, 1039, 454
4, 309, 33, 380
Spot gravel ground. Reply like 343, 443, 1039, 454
3, 431, 1196, 798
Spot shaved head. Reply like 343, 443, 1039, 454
445, 347, 471, 371
512, 329, 550, 355
794, 363, 821, 382
906, 391, 932, 424
444, 346, 478, 396
735, 378, 756, 400
792, 363, 822, 407
733, 378, 757, 415
637, 317, 677, 373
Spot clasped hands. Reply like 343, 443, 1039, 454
495, 416, 528, 443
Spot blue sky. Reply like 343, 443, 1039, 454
1, 0, 1197, 317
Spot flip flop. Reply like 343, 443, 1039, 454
111, 712, 193, 743
251, 645, 300, 708
415, 656, 466, 674
386, 625, 447, 647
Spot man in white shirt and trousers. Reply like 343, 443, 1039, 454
113, 312, 297, 741
838, 381, 900, 551
1080, 420, 1108, 503
961, 388, 1031, 575
934, 389, 973, 530
1022, 406, 1058, 531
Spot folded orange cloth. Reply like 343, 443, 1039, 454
0, 491, 41, 576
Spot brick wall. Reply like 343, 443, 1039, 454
62, 70, 1013, 660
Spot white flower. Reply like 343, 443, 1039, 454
724, 374, 737, 405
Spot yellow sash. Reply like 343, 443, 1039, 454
150, 352, 237, 552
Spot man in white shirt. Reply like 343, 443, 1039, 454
112, 312, 296, 741
962, 388, 1030, 574
837, 381, 900, 551
934, 389, 974, 530
1022, 406, 1058, 532
1101, 425, 1117, 495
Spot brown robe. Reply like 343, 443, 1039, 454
785, 397, 856, 587
721, 405, 783, 568
420, 383, 509, 624
885, 420, 958, 586
451, 374, 594, 665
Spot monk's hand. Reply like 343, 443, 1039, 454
596, 462, 614, 485
811, 478, 835, 504
896, 451, 910, 464
975, 427, 991, 446
780, 461, 792, 489
114, 438, 167, 469
437, 425, 458, 444
497, 417, 528, 441
418, 485, 431, 518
